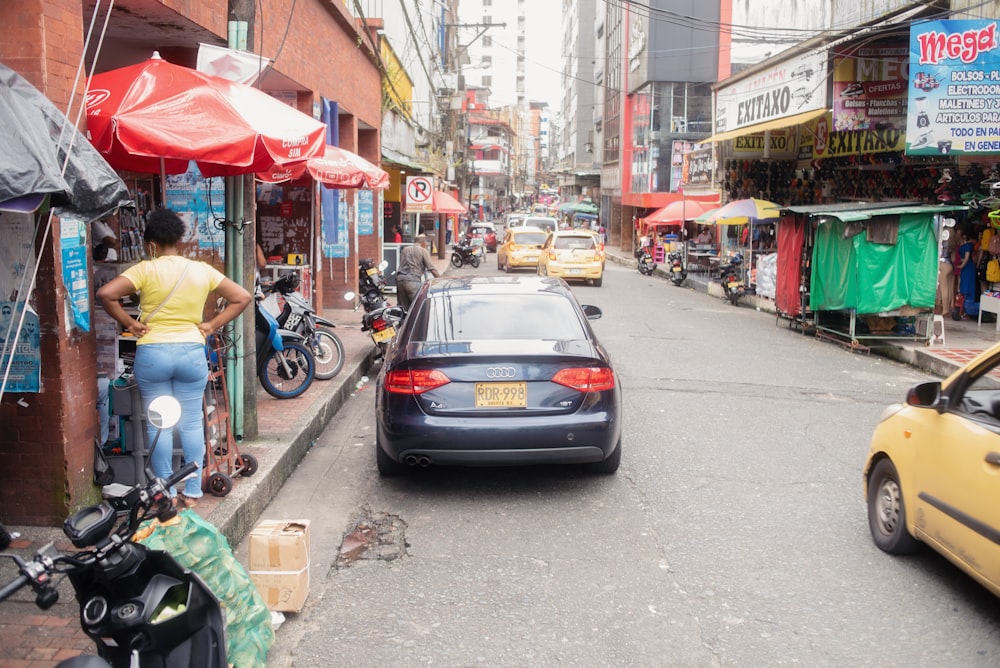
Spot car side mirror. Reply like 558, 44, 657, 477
906, 381, 942, 409
582, 305, 602, 320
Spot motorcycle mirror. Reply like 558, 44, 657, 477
378, 261, 389, 271
344, 291, 356, 301
147, 396, 182, 430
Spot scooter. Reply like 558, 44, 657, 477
667, 250, 688, 286
255, 296, 316, 399
260, 273, 345, 380
450, 241, 481, 269
637, 248, 657, 275
0, 396, 228, 668
718, 253, 750, 306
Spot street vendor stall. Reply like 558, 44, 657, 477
776, 202, 968, 349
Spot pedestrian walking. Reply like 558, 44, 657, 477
395, 234, 440, 311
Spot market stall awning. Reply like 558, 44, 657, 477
700, 108, 827, 144
783, 202, 968, 222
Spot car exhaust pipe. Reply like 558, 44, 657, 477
417, 455, 431, 467
404, 455, 419, 466
403, 454, 432, 467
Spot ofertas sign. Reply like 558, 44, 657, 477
405, 176, 432, 212
907, 20, 1000, 156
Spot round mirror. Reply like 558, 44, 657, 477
147, 395, 182, 430
378, 261, 389, 271
343, 291, 356, 301
941, 229, 951, 241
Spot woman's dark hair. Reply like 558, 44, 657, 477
144, 208, 186, 246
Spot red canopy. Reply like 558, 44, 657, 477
431, 190, 467, 214
86, 54, 326, 177
257, 145, 389, 189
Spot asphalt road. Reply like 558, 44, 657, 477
247, 259, 1000, 667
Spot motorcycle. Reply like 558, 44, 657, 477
667, 250, 688, 286
718, 253, 750, 306
450, 241, 481, 269
637, 248, 657, 275
255, 296, 316, 399
347, 258, 405, 359
260, 273, 345, 380
0, 396, 228, 667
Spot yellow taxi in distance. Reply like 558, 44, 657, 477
864, 340, 1000, 598
497, 226, 549, 272
536, 230, 605, 287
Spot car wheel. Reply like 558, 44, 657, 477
376, 437, 409, 477
867, 458, 921, 554
593, 274, 603, 287
504, 258, 512, 273
587, 439, 621, 474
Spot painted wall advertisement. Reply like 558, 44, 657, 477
60, 215, 90, 332
358, 190, 374, 235
165, 163, 226, 253
832, 41, 908, 132
907, 20, 1000, 156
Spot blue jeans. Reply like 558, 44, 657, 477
134, 343, 208, 497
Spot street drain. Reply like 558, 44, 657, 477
336, 506, 408, 567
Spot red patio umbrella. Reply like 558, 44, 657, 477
85, 53, 326, 177
645, 199, 719, 223
256, 145, 389, 189
431, 190, 467, 214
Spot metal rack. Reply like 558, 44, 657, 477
203, 336, 257, 496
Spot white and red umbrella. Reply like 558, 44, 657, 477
257, 144, 389, 190
85, 53, 326, 177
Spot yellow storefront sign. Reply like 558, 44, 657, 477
804, 111, 906, 160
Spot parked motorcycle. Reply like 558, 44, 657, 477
348, 258, 405, 359
255, 297, 316, 399
450, 241, 481, 269
0, 396, 228, 668
261, 273, 345, 380
667, 250, 688, 286
637, 248, 657, 275
718, 253, 750, 306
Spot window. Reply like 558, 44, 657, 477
417, 294, 587, 342
483, 36, 492, 47
482, 76, 492, 87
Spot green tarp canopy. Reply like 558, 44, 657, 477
796, 204, 967, 314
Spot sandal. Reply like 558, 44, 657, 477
175, 493, 200, 509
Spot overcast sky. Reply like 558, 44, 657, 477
524, 0, 563, 113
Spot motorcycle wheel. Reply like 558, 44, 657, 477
258, 340, 315, 399
450, 253, 463, 268
309, 327, 346, 380
470, 255, 481, 269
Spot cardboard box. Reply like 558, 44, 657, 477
248, 520, 310, 613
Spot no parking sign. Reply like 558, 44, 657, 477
405, 176, 432, 212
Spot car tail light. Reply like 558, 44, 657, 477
386, 369, 451, 394
551, 367, 615, 392
548, 251, 559, 261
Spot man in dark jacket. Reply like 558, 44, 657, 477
395, 234, 440, 310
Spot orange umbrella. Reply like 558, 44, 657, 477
430, 190, 467, 214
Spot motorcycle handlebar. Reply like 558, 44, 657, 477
0, 573, 29, 603
164, 462, 200, 492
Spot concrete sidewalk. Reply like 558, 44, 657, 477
4, 247, 999, 665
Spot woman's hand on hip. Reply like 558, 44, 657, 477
127, 321, 150, 338
198, 322, 216, 337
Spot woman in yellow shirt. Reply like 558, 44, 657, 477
97, 209, 251, 506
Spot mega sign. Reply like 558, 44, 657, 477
907, 20, 1000, 156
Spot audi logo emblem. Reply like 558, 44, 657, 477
485, 366, 517, 379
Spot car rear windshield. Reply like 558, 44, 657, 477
512, 232, 548, 245
553, 236, 596, 250
416, 294, 587, 341
525, 218, 556, 230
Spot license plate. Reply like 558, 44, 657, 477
524, 256, 537, 261
728, 281, 741, 289
566, 268, 583, 275
475, 382, 527, 408
672, 266, 683, 272
372, 326, 395, 343
366, 267, 379, 276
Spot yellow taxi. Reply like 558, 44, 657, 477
863, 341, 1000, 597
496, 226, 549, 273
536, 230, 605, 287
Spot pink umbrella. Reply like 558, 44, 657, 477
645, 199, 719, 223
257, 145, 389, 189
430, 190, 467, 214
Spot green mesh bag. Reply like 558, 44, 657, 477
136, 509, 275, 667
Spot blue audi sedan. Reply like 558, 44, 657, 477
374, 276, 622, 476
